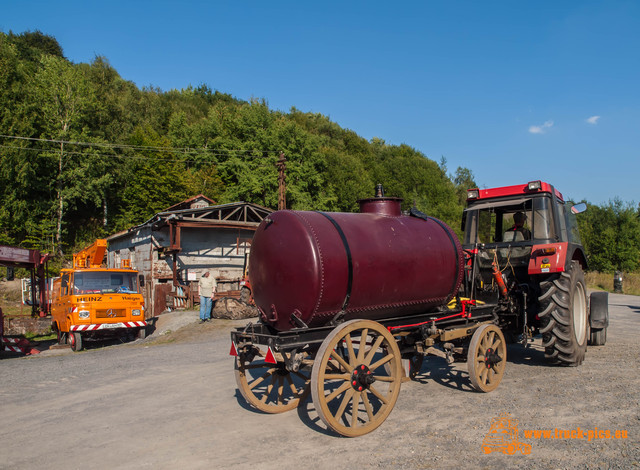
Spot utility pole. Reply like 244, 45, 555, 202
277, 152, 287, 210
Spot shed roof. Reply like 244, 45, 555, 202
162, 194, 216, 212
107, 200, 273, 242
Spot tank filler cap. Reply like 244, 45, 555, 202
358, 184, 403, 216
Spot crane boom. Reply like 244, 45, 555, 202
73, 239, 107, 268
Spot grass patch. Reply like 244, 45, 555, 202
585, 271, 640, 296
1, 305, 34, 316
24, 331, 56, 342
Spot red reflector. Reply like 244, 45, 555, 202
229, 341, 238, 356
265, 347, 277, 364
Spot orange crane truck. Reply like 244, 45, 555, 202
51, 240, 146, 352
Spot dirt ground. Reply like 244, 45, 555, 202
1, 293, 638, 469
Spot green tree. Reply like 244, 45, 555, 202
580, 198, 640, 272
453, 166, 477, 205
34, 55, 95, 254
114, 125, 191, 229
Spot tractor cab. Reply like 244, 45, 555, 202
462, 181, 586, 307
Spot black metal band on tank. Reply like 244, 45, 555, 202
317, 212, 353, 311
427, 216, 461, 299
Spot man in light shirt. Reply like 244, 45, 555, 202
199, 271, 216, 323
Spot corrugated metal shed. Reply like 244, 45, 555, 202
106, 199, 272, 317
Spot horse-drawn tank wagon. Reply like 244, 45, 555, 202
230, 182, 605, 437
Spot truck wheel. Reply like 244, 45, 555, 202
69, 332, 83, 352
55, 324, 67, 345
538, 261, 588, 366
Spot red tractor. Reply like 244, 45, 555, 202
462, 181, 609, 366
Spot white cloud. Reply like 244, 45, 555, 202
529, 120, 554, 134
586, 115, 600, 125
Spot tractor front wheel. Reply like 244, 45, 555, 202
538, 261, 588, 366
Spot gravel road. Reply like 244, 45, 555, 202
1, 293, 638, 469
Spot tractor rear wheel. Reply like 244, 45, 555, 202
538, 261, 588, 366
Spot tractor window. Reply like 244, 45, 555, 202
478, 210, 497, 243
501, 210, 532, 241
565, 206, 582, 244
464, 202, 532, 244
532, 197, 556, 240
556, 203, 568, 242
464, 197, 558, 244
463, 210, 498, 244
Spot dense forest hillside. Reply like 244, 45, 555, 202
0, 31, 638, 272
0, 31, 474, 255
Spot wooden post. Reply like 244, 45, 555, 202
277, 152, 287, 210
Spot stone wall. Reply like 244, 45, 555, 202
3, 316, 51, 335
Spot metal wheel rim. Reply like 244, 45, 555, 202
467, 324, 506, 393
311, 319, 402, 437
572, 282, 587, 345
234, 349, 310, 414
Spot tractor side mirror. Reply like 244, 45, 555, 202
571, 203, 587, 214
139, 274, 145, 287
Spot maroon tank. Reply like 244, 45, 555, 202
249, 197, 464, 331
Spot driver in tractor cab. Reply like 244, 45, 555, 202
504, 211, 531, 241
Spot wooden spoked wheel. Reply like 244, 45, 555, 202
311, 319, 402, 437
235, 347, 310, 413
467, 324, 506, 393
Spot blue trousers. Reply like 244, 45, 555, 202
199, 295, 213, 320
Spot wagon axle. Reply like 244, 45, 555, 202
351, 364, 375, 391
483, 348, 502, 368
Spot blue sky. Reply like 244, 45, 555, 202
2, 1, 639, 205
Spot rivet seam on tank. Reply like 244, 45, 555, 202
292, 211, 325, 316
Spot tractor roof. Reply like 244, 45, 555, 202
466, 181, 564, 204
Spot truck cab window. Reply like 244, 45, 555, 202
61, 274, 69, 296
